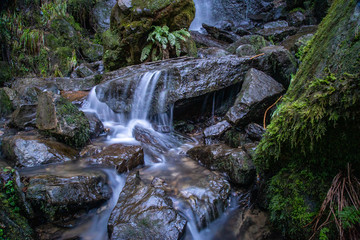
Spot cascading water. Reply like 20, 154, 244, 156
190, 0, 215, 31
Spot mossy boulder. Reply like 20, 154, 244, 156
36, 91, 90, 148
255, 0, 360, 238
104, 0, 195, 70
0, 88, 14, 118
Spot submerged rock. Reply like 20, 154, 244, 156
36, 91, 90, 148
226, 68, 284, 126
2, 131, 78, 168
80, 142, 144, 172
23, 169, 112, 222
108, 172, 187, 240
187, 144, 256, 186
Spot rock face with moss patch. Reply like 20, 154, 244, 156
104, 0, 195, 70
187, 144, 256, 186
255, 0, 360, 238
0, 88, 14, 118
36, 91, 90, 148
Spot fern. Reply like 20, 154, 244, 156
140, 25, 190, 62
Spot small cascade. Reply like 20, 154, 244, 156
82, 70, 173, 144
190, 0, 214, 32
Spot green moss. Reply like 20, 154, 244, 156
0, 168, 33, 240
254, 1, 360, 238
56, 97, 90, 148
268, 165, 328, 239
0, 88, 13, 117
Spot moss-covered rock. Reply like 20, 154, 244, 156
0, 88, 14, 118
104, 0, 195, 70
36, 91, 90, 148
255, 0, 360, 238
0, 167, 33, 240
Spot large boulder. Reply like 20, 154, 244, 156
108, 172, 187, 240
23, 168, 112, 222
36, 91, 90, 148
2, 131, 78, 168
226, 68, 284, 126
0, 88, 14, 118
104, 0, 195, 70
187, 144, 256, 186
80, 142, 144, 172
9, 105, 37, 129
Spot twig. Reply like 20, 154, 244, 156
263, 95, 283, 129
249, 53, 265, 60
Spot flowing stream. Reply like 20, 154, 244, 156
78, 70, 243, 239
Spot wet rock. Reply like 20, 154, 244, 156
226, 68, 284, 126
80, 142, 143, 172
263, 20, 289, 29
97, 56, 260, 116
243, 142, 258, 160
190, 31, 228, 48
258, 45, 297, 87
288, 11, 306, 27
9, 105, 37, 129
245, 123, 265, 141
23, 169, 112, 222
198, 47, 230, 58
236, 44, 256, 57
2, 131, 78, 168
280, 25, 317, 51
227, 35, 269, 54
80, 41, 103, 62
187, 144, 256, 186
36, 91, 90, 148
257, 26, 298, 42
108, 172, 187, 240
60, 90, 89, 105
83, 112, 105, 139
212, 208, 271, 240
204, 120, 231, 138
202, 24, 240, 43
292, 33, 314, 54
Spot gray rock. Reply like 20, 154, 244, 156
0, 88, 14, 118
190, 31, 228, 48
187, 143, 256, 186
81, 42, 103, 62
226, 68, 284, 126
202, 23, 241, 43
263, 20, 289, 29
84, 112, 105, 138
23, 169, 111, 222
245, 123, 265, 141
91, 0, 116, 33
36, 91, 90, 148
198, 47, 230, 58
108, 172, 187, 240
236, 44, 256, 57
80, 142, 144, 172
204, 120, 232, 138
288, 11, 306, 27
10, 105, 37, 129
2, 131, 78, 168
257, 26, 298, 42
73, 64, 95, 78
258, 45, 297, 87
227, 35, 269, 54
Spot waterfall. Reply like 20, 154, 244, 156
82, 70, 173, 144
189, 0, 214, 31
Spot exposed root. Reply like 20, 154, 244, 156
249, 53, 265, 60
263, 95, 283, 129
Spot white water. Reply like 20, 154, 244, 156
190, 0, 215, 32
82, 70, 172, 145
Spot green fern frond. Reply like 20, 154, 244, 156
141, 43, 153, 62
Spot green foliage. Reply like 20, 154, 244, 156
18, 28, 44, 55
140, 26, 190, 62
319, 227, 329, 240
268, 165, 330, 239
338, 206, 360, 230
40, 0, 67, 26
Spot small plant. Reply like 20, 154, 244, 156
19, 28, 44, 55
40, 0, 67, 25
140, 25, 190, 62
